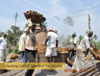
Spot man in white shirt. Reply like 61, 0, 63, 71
19, 28, 28, 63
0, 34, 10, 62
65, 32, 78, 62
45, 27, 58, 63
72, 30, 99, 72
24, 18, 44, 76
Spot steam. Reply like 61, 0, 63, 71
58, 34, 72, 48
63, 16, 74, 26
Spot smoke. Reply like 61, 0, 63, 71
63, 16, 74, 26
58, 34, 72, 48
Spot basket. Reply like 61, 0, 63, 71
24, 10, 46, 23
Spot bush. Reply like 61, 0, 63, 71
14, 47, 18, 54
8, 48, 13, 54
13, 45, 21, 54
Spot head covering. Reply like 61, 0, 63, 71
86, 29, 93, 35
52, 28, 56, 32
72, 32, 76, 36
49, 27, 53, 31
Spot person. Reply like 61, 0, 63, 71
19, 28, 28, 63
72, 30, 99, 72
65, 32, 78, 62
24, 18, 44, 76
0, 34, 10, 62
45, 27, 58, 63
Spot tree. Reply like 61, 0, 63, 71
7, 25, 23, 46
79, 35, 84, 44
0, 32, 4, 37
93, 34, 98, 40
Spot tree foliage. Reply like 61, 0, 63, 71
7, 25, 23, 46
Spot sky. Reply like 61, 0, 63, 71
0, 0, 100, 40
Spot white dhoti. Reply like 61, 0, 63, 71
72, 55, 86, 71
72, 48, 88, 71
0, 49, 10, 62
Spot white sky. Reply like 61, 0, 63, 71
0, 0, 100, 40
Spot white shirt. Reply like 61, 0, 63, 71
47, 32, 58, 48
0, 37, 7, 50
77, 36, 93, 52
19, 33, 26, 51
69, 37, 78, 45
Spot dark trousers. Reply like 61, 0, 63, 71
21, 51, 27, 62
25, 49, 37, 76
71, 50, 76, 62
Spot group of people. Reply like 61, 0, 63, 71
0, 16, 99, 76
65, 30, 99, 72
19, 18, 58, 75
18, 16, 99, 76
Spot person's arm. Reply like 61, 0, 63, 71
24, 19, 32, 34
88, 48, 99, 59
65, 38, 72, 46
45, 36, 50, 46
36, 23, 44, 34
36, 40, 38, 45
56, 40, 58, 48
65, 42, 70, 46
86, 38, 99, 59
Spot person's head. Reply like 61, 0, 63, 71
86, 30, 93, 37
49, 27, 53, 32
3, 33, 7, 38
31, 23, 36, 31
52, 28, 56, 32
72, 32, 76, 38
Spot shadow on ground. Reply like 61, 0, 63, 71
35, 70, 57, 76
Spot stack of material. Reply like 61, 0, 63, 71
57, 47, 70, 53
92, 47, 100, 60
24, 10, 46, 23
67, 57, 73, 66
9, 54, 18, 59
36, 44, 46, 53
36, 44, 73, 53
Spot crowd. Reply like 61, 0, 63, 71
0, 17, 99, 76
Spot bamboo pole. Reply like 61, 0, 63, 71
88, 14, 94, 46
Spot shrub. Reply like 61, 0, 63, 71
8, 48, 13, 54
13, 45, 21, 54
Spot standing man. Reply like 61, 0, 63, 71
19, 28, 28, 62
45, 27, 58, 63
24, 18, 44, 76
72, 30, 99, 72
0, 34, 10, 62
65, 32, 78, 62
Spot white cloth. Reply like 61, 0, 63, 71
45, 47, 57, 57
86, 30, 93, 34
25, 30, 36, 50
47, 32, 58, 48
72, 55, 86, 71
77, 36, 93, 53
0, 37, 7, 50
0, 49, 10, 62
69, 37, 78, 45
69, 37, 78, 50
28, 19, 36, 26
19, 33, 26, 51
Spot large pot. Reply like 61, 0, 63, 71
36, 53, 70, 62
